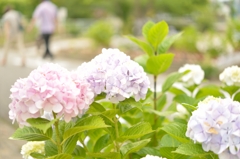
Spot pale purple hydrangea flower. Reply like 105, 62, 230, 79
9, 63, 94, 127
77, 48, 150, 103
186, 96, 240, 157
219, 149, 240, 159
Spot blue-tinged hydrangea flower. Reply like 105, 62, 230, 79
219, 65, 240, 86
141, 155, 167, 159
219, 149, 240, 159
178, 64, 204, 86
186, 96, 240, 157
77, 48, 150, 103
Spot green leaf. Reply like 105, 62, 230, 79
63, 116, 109, 143
117, 97, 143, 114
157, 93, 166, 111
173, 143, 213, 157
46, 153, 72, 159
10, 126, 52, 141
120, 139, 151, 157
148, 109, 175, 117
174, 94, 198, 106
62, 135, 78, 154
146, 53, 174, 75
126, 35, 154, 56
101, 109, 119, 118
91, 102, 106, 112
142, 21, 155, 40
222, 85, 239, 96
94, 93, 106, 101
93, 134, 111, 152
169, 87, 188, 96
181, 103, 197, 111
167, 102, 177, 112
161, 122, 189, 143
119, 122, 153, 141
136, 147, 161, 157
160, 147, 187, 159
30, 152, 45, 159
134, 54, 149, 70
195, 85, 224, 99
87, 152, 121, 158
158, 32, 182, 54
160, 134, 181, 147
59, 121, 74, 141
45, 140, 58, 157
162, 71, 188, 93
148, 21, 169, 50
234, 92, 240, 102
27, 118, 57, 133
72, 145, 86, 158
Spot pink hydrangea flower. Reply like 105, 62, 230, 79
9, 63, 94, 127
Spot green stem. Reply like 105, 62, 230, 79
154, 75, 157, 111
113, 104, 120, 152
154, 50, 158, 112
53, 113, 62, 154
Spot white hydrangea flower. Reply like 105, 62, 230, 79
178, 64, 204, 86
21, 141, 45, 159
141, 155, 167, 159
186, 96, 240, 156
219, 65, 240, 86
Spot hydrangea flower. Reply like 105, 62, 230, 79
21, 141, 44, 159
141, 155, 167, 159
9, 63, 94, 127
77, 48, 150, 103
219, 65, 240, 86
186, 96, 240, 157
219, 149, 240, 159
178, 64, 204, 86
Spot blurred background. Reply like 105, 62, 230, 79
0, 0, 239, 77
1, 0, 240, 158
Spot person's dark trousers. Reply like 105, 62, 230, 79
42, 33, 53, 59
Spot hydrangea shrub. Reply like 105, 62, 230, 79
9, 20, 240, 159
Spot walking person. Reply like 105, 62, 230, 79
29, 0, 58, 60
1, 5, 25, 66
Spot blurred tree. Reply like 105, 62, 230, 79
155, 0, 209, 16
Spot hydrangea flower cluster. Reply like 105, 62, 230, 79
21, 141, 45, 159
77, 48, 150, 103
186, 96, 240, 158
219, 65, 240, 86
141, 155, 167, 159
178, 64, 204, 86
9, 63, 94, 127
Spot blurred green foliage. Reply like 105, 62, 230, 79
0, 0, 210, 19
226, 19, 240, 49
156, 0, 209, 16
173, 26, 199, 53
86, 21, 114, 47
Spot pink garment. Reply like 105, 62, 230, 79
33, 1, 57, 34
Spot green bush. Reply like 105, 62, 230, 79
86, 20, 114, 47
65, 22, 81, 37
173, 26, 199, 53
202, 64, 220, 80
